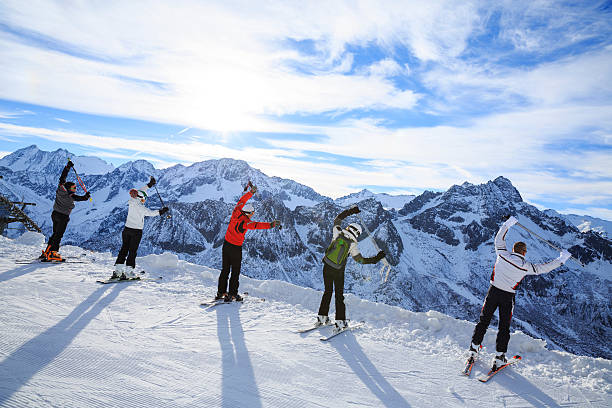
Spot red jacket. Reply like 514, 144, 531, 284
224, 191, 272, 246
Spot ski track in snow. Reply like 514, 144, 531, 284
0, 235, 610, 407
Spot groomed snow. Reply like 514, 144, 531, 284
0, 234, 610, 407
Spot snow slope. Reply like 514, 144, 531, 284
1, 235, 610, 407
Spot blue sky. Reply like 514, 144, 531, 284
0, 0, 611, 220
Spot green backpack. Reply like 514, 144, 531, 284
323, 233, 352, 269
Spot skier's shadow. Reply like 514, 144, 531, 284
496, 369, 562, 407
0, 262, 56, 283
216, 306, 262, 408
0, 284, 125, 406
330, 333, 411, 408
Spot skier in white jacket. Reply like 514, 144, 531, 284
111, 177, 169, 279
467, 215, 571, 371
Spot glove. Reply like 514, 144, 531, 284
271, 220, 281, 229
504, 215, 518, 227
147, 177, 156, 188
84, 191, 91, 199
251, 185, 258, 194
559, 250, 571, 263
349, 205, 360, 215
159, 207, 169, 216
374, 250, 386, 262
66, 160, 74, 168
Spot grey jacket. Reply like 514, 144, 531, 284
53, 165, 88, 215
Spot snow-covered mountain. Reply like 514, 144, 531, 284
335, 189, 415, 210
558, 212, 612, 239
0, 144, 114, 175
0, 235, 610, 407
1, 145, 610, 360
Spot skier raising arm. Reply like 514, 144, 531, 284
41, 160, 91, 262
111, 177, 169, 280
317, 206, 385, 332
216, 184, 281, 302
466, 215, 571, 372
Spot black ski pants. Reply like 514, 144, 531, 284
318, 264, 346, 321
115, 227, 143, 268
218, 240, 243, 296
48, 211, 70, 252
471, 284, 515, 353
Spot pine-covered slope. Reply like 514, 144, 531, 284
1, 146, 610, 359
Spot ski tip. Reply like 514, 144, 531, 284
513, 355, 522, 360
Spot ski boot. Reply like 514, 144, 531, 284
111, 264, 124, 280
121, 267, 138, 280
224, 293, 243, 302
43, 251, 64, 262
333, 319, 348, 333
468, 342, 481, 362
316, 315, 331, 327
215, 292, 227, 301
491, 353, 507, 372
40, 244, 51, 260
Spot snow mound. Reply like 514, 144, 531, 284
139, 251, 179, 271
14, 231, 45, 247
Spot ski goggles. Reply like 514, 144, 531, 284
347, 225, 361, 237
137, 190, 147, 202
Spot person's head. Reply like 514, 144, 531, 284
513, 241, 527, 255
64, 182, 76, 193
242, 203, 255, 217
345, 223, 362, 241
129, 189, 147, 203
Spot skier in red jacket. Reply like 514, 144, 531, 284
216, 183, 280, 302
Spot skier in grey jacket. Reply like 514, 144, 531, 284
468, 215, 571, 371
41, 160, 90, 261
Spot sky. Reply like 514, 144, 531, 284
0, 0, 611, 220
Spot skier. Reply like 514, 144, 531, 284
317, 206, 386, 332
41, 160, 90, 261
467, 215, 571, 371
216, 183, 280, 302
111, 177, 169, 280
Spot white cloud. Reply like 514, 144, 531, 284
54, 117, 70, 123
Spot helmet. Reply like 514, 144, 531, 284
64, 181, 76, 192
345, 223, 362, 240
243, 203, 255, 213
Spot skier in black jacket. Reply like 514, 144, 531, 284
41, 160, 90, 261
317, 206, 385, 332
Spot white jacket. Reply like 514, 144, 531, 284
125, 185, 160, 230
490, 219, 566, 293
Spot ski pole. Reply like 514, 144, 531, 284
68, 158, 92, 202
515, 222, 584, 268
153, 184, 171, 219
356, 210, 392, 283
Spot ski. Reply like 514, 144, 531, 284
320, 322, 365, 341
462, 356, 476, 376
296, 321, 334, 333
96, 276, 162, 284
478, 355, 522, 383
200, 298, 225, 307
15, 260, 89, 264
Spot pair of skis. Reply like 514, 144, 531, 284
296, 320, 365, 341
199, 292, 265, 308
15, 257, 88, 264
96, 276, 162, 284
462, 354, 521, 382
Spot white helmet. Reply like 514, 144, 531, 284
243, 203, 255, 213
345, 223, 362, 240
